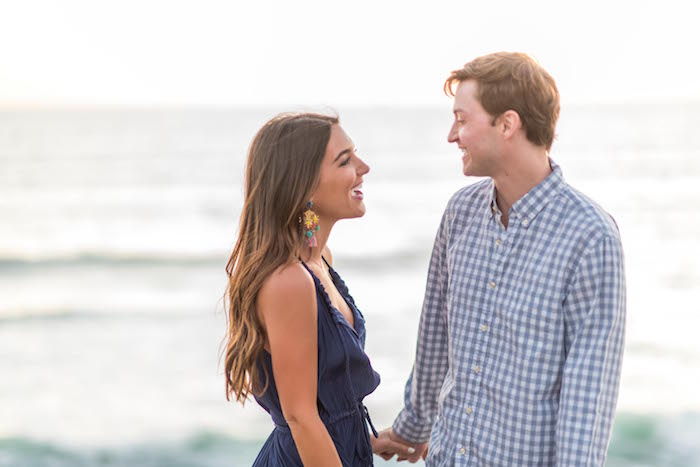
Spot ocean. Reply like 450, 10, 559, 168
1, 104, 699, 466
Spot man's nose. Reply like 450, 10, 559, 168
447, 124, 458, 143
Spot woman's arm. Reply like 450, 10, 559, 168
257, 263, 342, 467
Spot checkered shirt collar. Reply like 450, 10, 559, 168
488, 158, 564, 226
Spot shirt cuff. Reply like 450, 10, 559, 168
392, 407, 433, 443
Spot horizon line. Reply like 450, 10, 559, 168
1, 96, 699, 112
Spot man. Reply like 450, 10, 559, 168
376, 52, 626, 465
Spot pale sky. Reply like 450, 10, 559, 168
0, 0, 698, 108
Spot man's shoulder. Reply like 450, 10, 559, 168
559, 182, 621, 242
446, 178, 492, 213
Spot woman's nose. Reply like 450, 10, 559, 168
358, 158, 370, 175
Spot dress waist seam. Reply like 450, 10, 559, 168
273, 404, 364, 431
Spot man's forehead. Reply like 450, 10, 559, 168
454, 82, 478, 106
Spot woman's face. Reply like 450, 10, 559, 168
311, 124, 370, 222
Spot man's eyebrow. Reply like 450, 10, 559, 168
334, 147, 354, 162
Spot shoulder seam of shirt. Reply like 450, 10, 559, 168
448, 178, 491, 210
559, 182, 620, 238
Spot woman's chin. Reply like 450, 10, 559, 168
349, 205, 366, 218
334, 201, 367, 220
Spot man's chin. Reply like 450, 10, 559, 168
462, 159, 474, 176
463, 163, 484, 177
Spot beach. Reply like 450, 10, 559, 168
1, 104, 700, 466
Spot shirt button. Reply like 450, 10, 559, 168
489, 281, 496, 289
495, 239, 501, 246
473, 365, 481, 374
481, 324, 488, 332
522, 218, 530, 226
459, 447, 467, 455
466, 406, 473, 415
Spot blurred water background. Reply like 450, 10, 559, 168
1, 103, 699, 466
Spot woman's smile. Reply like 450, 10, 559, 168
351, 182, 363, 200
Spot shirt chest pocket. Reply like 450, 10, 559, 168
504, 304, 561, 359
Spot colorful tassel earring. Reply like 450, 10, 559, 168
301, 201, 320, 247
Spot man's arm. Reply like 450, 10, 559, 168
392, 207, 451, 443
557, 233, 626, 466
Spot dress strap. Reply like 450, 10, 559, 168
321, 256, 332, 269
300, 257, 332, 277
299, 258, 330, 272
299, 260, 313, 274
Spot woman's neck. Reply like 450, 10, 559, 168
299, 217, 335, 265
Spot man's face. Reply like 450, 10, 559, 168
447, 80, 501, 177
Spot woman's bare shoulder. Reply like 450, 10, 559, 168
257, 262, 316, 321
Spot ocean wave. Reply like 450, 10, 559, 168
0, 253, 224, 270
608, 412, 700, 466
0, 308, 83, 323
0, 432, 263, 467
333, 248, 430, 271
0, 307, 211, 324
1, 414, 699, 466
0, 248, 430, 272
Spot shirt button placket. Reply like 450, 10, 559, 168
478, 224, 500, 462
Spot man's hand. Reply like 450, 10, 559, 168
372, 428, 428, 462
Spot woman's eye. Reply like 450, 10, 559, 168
339, 157, 351, 166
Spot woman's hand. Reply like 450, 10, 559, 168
372, 428, 428, 462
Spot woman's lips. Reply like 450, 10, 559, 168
351, 184, 363, 200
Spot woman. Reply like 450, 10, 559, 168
223, 113, 411, 465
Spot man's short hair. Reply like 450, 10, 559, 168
445, 52, 560, 150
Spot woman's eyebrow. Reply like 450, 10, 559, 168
334, 146, 353, 162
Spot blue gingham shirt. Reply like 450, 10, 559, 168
393, 160, 626, 466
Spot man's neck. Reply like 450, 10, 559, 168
493, 153, 551, 228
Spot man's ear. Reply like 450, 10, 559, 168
500, 110, 522, 140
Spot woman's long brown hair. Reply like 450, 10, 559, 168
223, 112, 338, 403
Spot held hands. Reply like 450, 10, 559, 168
371, 428, 428, 463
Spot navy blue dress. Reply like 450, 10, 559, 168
252, 260, 381, 466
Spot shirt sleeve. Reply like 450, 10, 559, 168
557, 233, 626, 466
392, 206, 451, 443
